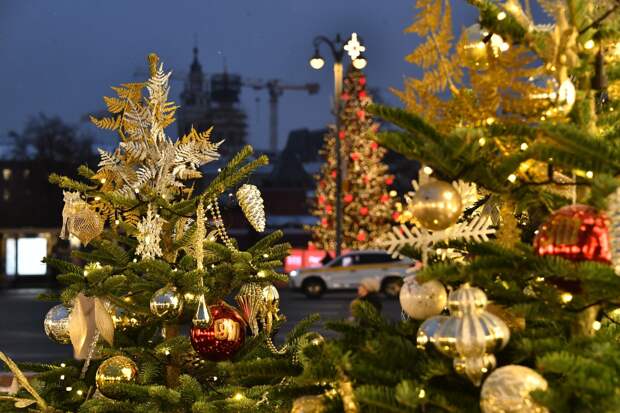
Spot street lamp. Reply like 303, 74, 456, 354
310, 32, 367, 258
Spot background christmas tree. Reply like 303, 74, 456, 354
284, 1, 620, 412
310, 67, 396, 252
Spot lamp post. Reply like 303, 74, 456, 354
310, 33, 367, 257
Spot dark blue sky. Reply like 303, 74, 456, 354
0, 1, 479, 150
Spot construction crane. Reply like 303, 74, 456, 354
131, 68, 319, 152
242, 79, 319, 152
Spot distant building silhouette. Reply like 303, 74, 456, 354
177, 47, 247, 155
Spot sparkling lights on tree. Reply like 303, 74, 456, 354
310, 67, 395, 251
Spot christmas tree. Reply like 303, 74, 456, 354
0, 54, 320, 413
285, 1, 620, 412
310, 67, 396, 251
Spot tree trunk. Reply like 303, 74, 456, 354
163, 323, 180, 387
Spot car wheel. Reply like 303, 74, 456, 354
302, 278, 325, 298
382, 277, 403, 298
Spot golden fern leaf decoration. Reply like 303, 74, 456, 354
103, 96, 127, 114
90, 115, 122, 130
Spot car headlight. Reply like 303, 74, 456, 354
290, 270, 298, 277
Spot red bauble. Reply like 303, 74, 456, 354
190, 303, 246, 361
344, 194, 354, 203
326, 204, 333, 214
385, 176, 394, 185
360, 207, 369, 216
338, 130, 346, 140
357, 231, 367, 241
370, 142, 379, 150
392, 211, 400, 221
363, 175, 370, 184
380, 194, 389, 203
356, 110, 366, 120
359, 77, 366, 85
330, 170, 337, 178
341, 93, 350, 101
318, 195, 325, 205
321, 217, 329, 227
534, 204, 611, 263
350, 152, 360, 161
359, 90, 367, 99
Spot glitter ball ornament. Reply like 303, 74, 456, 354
190, 302, 246, 361
416, 315, 449, 349
534, 204, 611, 263
95, 355, 138, 397
291, 395, 326, 413
44, 304, 71, 344
411, 181, 462, 231
480, 365, 549, 413
110, 305, 142, 331
399, 275, 447, 320
433, 283, 510, 386
149, 285, 184, 320
236, 184, 266, 232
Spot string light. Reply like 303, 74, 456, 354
584, 39, 595, 50
520, 143, 528, 151
560, 292, 573, 303
497, 11, 506, 20
478, 137, 486, 146
76, 389, 84, 396
60, 375, 65, 380
422, 166, 433, 175
233, 393, 244, 401
586, 171, 594, 179
507, 174, 517, 183
100, 178, 106, 184
65, 387, 72, 392
418, 389, 426, 398
592, 320, 602, 331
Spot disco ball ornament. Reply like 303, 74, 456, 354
190, 302, 246, 361
95, 355, 138, 398
480, 365, 549, 413
411, 181, 462, 231
399, 275, 447, 320
416, 315, 449, 349
433, 284, 510, 386
149, 285, 184, 320
44, 304, 71, 344
534, 204, 611, 263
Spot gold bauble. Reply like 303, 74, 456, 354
433, 284, 510, 386
480, 365, 548, 413
411, 181, 462, 231
110, 305, 142, 331
399, 275, 447, 320
43, 304, 71, 344
149, 285, 183, 319
95, 355, 138, 397
291, 395, 326, 413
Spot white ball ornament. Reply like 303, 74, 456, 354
399, 275, 447, 320
480, 365, 549, 413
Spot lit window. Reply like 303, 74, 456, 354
17, 237, 48, 275
5, 238, 16, 276
2, 169, 11, 180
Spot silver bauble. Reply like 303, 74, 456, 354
480, 365, 549, 413
44, 304, 71, 344
411, 181, 462, 231
416, 315, 449, 349
399, 275, 447, 320
149, 285, 183, 319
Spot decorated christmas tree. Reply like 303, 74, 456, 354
310, 67, 396, 252
0, 54, 321, 413
283, 0, 620, 412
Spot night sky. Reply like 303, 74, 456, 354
0, 1, 479, 151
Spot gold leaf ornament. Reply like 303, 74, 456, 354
60, 191, 104, 245
236, 184, 266, 232
68, 293, 114, 360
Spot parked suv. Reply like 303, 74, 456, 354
288, 250, 413, 298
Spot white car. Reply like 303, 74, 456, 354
288, 250, 413, 298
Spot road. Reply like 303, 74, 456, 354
0, 287, 402, 362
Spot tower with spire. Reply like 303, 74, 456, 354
178, 47, 212, 137
177, 46, 247, 156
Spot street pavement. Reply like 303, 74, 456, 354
0, 287, 402, 362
